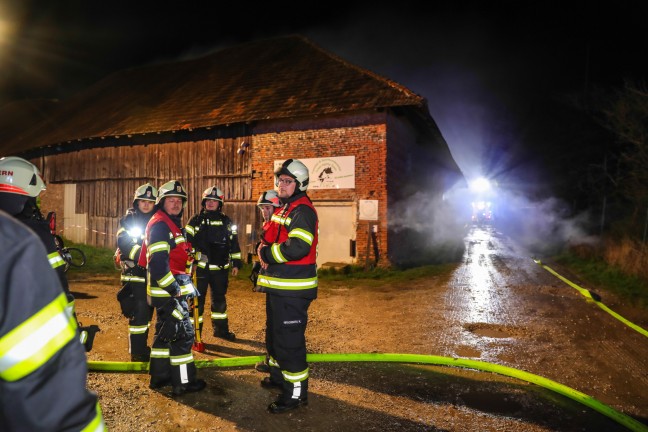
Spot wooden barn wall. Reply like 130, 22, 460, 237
40, 137, 257, 256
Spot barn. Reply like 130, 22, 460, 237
0, 35, 464, 267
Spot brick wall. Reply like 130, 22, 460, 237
251, 112, 390, 265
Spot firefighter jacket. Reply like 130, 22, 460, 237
0, 209, 105, 431
9, 199, 70, 298
139, 209, 195, 300
257, 191, 318, 299
116, 208, 154, 283
185, 210, 242, 271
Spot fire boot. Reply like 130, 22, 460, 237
268, 396, 309, 414
78, 325, 100, 352
213, 322, 236, 341
172, 379, 207, 396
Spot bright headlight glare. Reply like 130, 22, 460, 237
128, 227, 143, 239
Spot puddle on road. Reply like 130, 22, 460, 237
464, 323, 514, 338
455, 345, 481, 357
458, 390, 524, 415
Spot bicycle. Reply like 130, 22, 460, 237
53, 234, 87, 272
47, 211, 87, 272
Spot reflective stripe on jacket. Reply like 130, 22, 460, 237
258, 193, 318, 298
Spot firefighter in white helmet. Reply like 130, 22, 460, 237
116, 183, 157, 362
250, 189, 281, 373
138, 180, 206, 396
0, 209, 105, 431
185, 186, 242, 341
0, 156, 98, 352
257, 159, 318, 413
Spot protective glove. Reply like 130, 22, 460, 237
249, 262, 261, 291
157, 319, 179, 342
117, 284, 136, 318
199, 253, 209, 264
176, 318, 195, 341
159, 298, 184, 320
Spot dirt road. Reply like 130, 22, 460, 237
75, 225, 648, 431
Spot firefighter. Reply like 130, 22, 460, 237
139, 180, 206, 396
116, 183, 157, 362
185, 186, 242, 341
250, 189, 281, 373
257, 159, 318, 413
0, 209, 105, 431
0, 156, 98, 352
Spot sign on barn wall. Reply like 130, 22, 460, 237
274, 156, 355, 190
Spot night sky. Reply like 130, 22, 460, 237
1, 1, 647, 201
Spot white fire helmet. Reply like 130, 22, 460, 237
156, 180, 187, 208
257, 190, 280, 207
0, 156, 46, 197
202, 186, 224, 203
274, 159, 309, 192
132, 183, 158, 207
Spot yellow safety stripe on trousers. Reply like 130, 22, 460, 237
128, 244, 141, 260
129, 324, 150, 335
257, 274, 318, 290
282, 367, 309, 383
170, 353, 194, 366
120, 275, 145, 283
150, 348, 170, 358
230, 252, 242, 259
189, 316, 204, 325
48, 251, 65, 269
197, 262, 231, 270
0, 293, 77, 382
271, 213, 292, 226
288, 228, 314, 245
270, 243, 287, 263
211, 311, 227, 320
79, 329, 88, 345
268, 356, 279, 368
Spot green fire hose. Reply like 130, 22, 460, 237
88, 352, 647, 431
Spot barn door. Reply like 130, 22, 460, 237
313, 202, 356, 267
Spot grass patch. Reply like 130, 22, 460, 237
230, 261, 457, 289
59, 237, 118, 275
554, 252, 648, 308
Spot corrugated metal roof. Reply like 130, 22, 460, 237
0, 35, 430, 155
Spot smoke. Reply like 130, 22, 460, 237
387, 179, 600, 266
495, 191, 599, 256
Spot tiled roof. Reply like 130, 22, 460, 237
1, 35, 430, 155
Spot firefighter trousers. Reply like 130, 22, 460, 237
128, 280, 154, 359
196, 267, 231, 334
267, 294, 312, 401
150, 294, 198, 388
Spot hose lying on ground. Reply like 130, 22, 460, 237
88, 352, 647, 432
533, 259, 648, 338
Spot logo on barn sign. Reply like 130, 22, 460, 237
275, 156, 355, 190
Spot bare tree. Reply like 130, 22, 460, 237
600, 80, 648, 236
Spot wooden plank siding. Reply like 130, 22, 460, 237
40, 137, 260, 257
